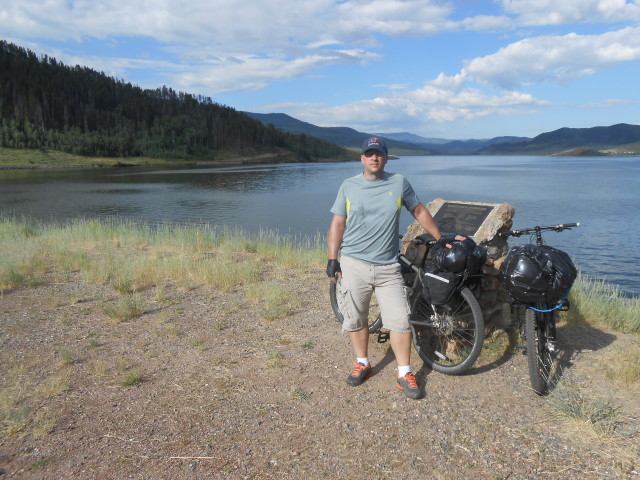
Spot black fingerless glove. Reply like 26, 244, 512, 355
436, 233, 456, 247
326, 259, 341, 278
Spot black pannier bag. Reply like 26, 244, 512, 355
422, 270, 459, 305
499, 244, 577, 305
434, 234, 487, 276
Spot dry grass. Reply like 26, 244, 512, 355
478, 328, 515, 364
601, 347, 640, 387
547, 377, 639, 475
102, 294, 145, 322
565, 272, 640, 334
245, 281, 303, 321
0, 216, 324, 296
0, 360, 71, 437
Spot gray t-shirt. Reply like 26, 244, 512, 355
330, 171, 421, 265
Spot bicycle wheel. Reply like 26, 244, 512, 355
410, 287, 484, 375
525, 307, 556, 395
329, 278, 382, 333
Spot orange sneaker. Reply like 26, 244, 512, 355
396, 372, 423, 399
346, 362, 373, 386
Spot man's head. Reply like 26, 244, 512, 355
361, 136, 388, 155
360, 137, 388, 179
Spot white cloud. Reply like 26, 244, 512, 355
460, 14, 514, 32
581, 98, 633, 108
0, 0, 456, 95
463, 26, 640, 89
172, 49, 381, 94
501, 0, 640, 25
5, 0, 640, 97
1, 0, 453, 48
286, 72, 547, 133
334, 0, 455, 35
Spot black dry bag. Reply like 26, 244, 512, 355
499, 244, 577, 306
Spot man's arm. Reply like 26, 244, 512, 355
327, 214, 346, 281
410, 203, 442, 240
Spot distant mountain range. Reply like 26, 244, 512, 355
245, 112, 640, 156
243, 113, 440, 155
477, 123, 640, 155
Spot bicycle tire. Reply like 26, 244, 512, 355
525, 307, 556, 395
329, 278, 383, 333
409, 287, 484, 375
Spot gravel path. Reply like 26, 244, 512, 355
1, 269, 638, 479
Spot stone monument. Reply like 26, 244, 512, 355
402, 198, 515, 328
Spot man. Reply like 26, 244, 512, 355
327, 136, 447, 399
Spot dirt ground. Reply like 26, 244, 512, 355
1, 268, 639, 480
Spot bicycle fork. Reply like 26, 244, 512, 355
542, 312, 558, 353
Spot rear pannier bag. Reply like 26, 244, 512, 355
498, 244, 577, 305
422, 270, 458, 305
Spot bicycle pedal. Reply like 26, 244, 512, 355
377, 330, 390, 343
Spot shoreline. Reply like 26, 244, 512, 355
0, 144, 358, 171
0, 152, 354, 171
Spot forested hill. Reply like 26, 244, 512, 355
478, 123, 640, 155
0, 41, 349, 162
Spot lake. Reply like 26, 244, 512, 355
1, 155, 638, 296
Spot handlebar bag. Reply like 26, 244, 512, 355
422, 270, 459, 305
499, 244, 577, 305
434, 234, 487, 276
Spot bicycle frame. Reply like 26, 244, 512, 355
400, 236, 485, 374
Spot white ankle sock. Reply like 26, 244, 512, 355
356, 357, 369, 367
397, 365, 411, 377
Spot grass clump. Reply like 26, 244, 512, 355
564, 273, 639, 334
103, 295, 144, 322
246, 282, 302, 321
58, 349, 74, 366
266, 351, 285, 370
601, 347, 640, 387
302, 340, 315, 350
479, 329, 514, 363
288, 388, 310, 401
120, 370, 142, 387
28, 458, 49, 470
549, 379, 621, 436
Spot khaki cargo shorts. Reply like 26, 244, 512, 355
336, 255, 411, 333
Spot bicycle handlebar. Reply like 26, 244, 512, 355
499, 222, 580, 238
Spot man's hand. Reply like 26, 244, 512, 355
438, 233, 467, 249
326, 259, 341, 281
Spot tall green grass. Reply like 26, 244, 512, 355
0, 216, 326, 294
564, 272, 640, 334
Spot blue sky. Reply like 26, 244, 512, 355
2, 0, 640, 140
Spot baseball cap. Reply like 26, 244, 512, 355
361, 136, 388, 154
